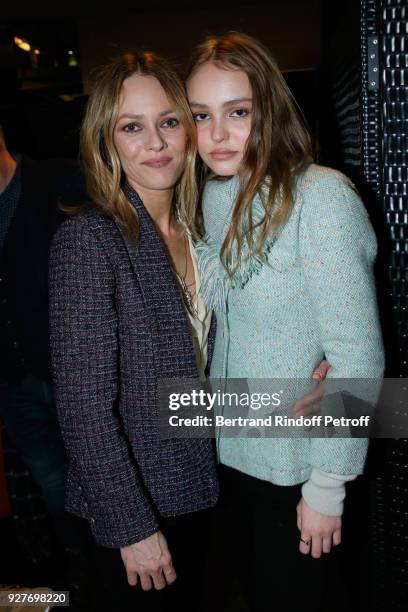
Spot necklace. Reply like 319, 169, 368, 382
175, 233, 199, 319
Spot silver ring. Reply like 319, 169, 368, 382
300, 538, 311, 546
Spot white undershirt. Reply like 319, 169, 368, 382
185, 236, 212, 379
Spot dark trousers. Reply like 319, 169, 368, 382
0, 374, 67, 540
217, 464, 335, 612
86, 507, 214, 612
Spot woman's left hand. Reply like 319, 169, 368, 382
312, 359, 332, 381
296, 497, 342, 558
292, 359, 332, 424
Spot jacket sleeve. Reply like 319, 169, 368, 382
49, 215, 160, 547
298, 169, 385, 490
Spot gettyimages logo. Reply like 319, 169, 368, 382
168, 389, 282, 411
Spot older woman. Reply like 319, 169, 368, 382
49, 51, 218, 611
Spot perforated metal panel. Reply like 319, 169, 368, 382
321, 1, 408, 608
361, 1, 408, 609
381, 0, 408, 377
361, 0, 382, 197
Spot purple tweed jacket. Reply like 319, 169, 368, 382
49, 185, 219, 548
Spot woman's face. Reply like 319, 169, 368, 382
114, 74, 187, 195
186, 62, 253, 176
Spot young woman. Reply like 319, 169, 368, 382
48, 51, 218, 611
186, 32, 384, 610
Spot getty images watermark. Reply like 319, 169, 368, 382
157, 378, 408, 438
167, 388, 370, 429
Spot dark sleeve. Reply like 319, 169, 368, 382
48, 159, 88, 234
46, 158, 88, 206
49, 216, 160, 547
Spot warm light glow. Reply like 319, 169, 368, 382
34, 49, 40, 55
14, 36, 31, 52
67, 50, 78, 67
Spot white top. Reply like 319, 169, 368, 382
185, 235, 212, 379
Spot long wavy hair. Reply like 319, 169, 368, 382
186, 32, 313, 274
79, 51, 198, 243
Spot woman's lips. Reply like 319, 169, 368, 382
209, 149, 237, 161
142, 157, 172, 168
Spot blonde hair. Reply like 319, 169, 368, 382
79, 51, 198, 243
186, 32, 313, 274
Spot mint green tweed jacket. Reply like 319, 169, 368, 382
196, 164, 385, 488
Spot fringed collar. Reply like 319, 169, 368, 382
195, 176, 281, 312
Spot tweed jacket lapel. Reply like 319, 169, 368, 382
116, 185, 196, 370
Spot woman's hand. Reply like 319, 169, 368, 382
292, 359, 332, 426
296, 497, 341, 558
120, 530, 177, 590
312, 359, 332, 381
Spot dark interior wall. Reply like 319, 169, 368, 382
77, 0, 320, 91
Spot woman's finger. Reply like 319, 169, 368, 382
332, 529, 342, 546
140, 572, 153, 591
125, 567, 138, 586
322, 535, 332, 554
163, 561, 177, 585
295, 403, 320, 419
312, 359, 332, 380
311, 536, 323, 559
151, 569, 167, 590
293, 383, 325, 417
299, 534, 312, 555
296, 503, 302, 531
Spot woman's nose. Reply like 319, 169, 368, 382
144, 127, 166, 151
211, 118, 228, 143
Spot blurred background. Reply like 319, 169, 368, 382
0, 0, 320, 157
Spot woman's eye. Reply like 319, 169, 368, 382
123, 122, 141, 133
193, 113, 209, 122
230, 108, 250, 118
162, 118, 179, 129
